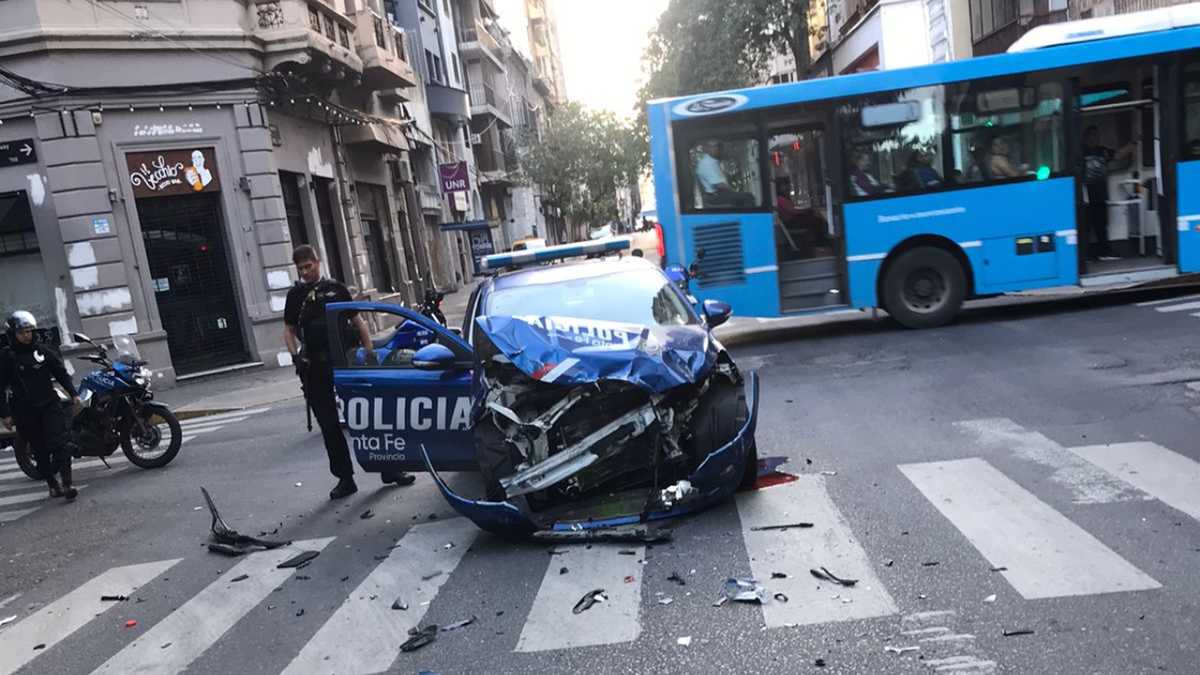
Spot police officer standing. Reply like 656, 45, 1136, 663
0, 311, 80, 500
283, 245, 415, 500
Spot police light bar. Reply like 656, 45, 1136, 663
481, 236, 633, 270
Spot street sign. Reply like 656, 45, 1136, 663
0, 139, 36, 166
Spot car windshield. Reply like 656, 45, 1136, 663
485, 267, 697, 327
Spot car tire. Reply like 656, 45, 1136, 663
689, 377, 750, 477
882, 246, 966, 329
739, 439, 759, 489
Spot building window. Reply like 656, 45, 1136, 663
339, 24, 351, 49
323, 13, 337, 42
1184, 64, 1200, 159
0, 190, 38, 257
452, 53, 460, 84
674, 119, 764, 212
308, 5, 321, 32
279, 172, 310, 247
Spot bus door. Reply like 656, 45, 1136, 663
766, 122, 847, 312
1176, 60, 1200, 273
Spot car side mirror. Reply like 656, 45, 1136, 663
412, 343, 457, 370
702, 299, 732, 328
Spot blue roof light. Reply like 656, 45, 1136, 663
481, 237, 633, 271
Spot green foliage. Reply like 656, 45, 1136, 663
518, 101, 643, 229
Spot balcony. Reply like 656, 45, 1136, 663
459, 20, 504, 67
253, 0, 362, 77
473, 133, 516, 184
340, 122, 409, 153
426, 83, 470, 124
469, 81, 511, 127
354, 9, 418, 90
971, 10, 1069, 56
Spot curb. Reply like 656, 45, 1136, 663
174, 408, 244, 421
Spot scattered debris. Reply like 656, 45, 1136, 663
921, 562, 940, 567
192, 507, 202, 511
841, 598, 854, 604
559, 567, 569, 575
33, 644, 45, 651
277, 551, 320, 569
617, 550, 636, 556
531, 526, 670, 544
884, 560, 895, 567
441, 616, 475, 632
231, 575, 250, 583
820, 470, 837, 476
658, 598, 674, 606
100, 595, 128, 602
0, 615, 16, 628
573, 590, 607, 614
774, 593, 789, 603
806, 458, 813, 464
391, 597, 409, 611
712, 596, 728, 607
660, 480, 694, 507
207, 543, 247, 557
1003, 628, 1035, 637
723, 578, 771, 604
125, 620, 137, 628
815, 658, 826, 667
624, 576, 636, 584
295, 483, 302, 488
810, 567, 858, 587
340, 576, 350, 582
161, 642, 172, 649
373, 555, 389, 561
990, 566, 1008, 572
421, 571, 443, 581
401, 625, 437, 652
917, 594, 928, 600
983, 594, 997, 603
360, 510, 374, 520
667, 572, 687, 586
885, 646, 919, 655
750, 522, 814, 532
771, 572, 788, 579
201, 487, 290, 551
443, 543, 455, 550
677, 636, 692, 647
295, 609, 305, 617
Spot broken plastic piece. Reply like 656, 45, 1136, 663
990, 566, 1008, 572
231, 575, 249, 583
441, 616, 475, 632
125, 620, 137, 628
624, 576, 636, 583
401, 625, 438, 652
676, 636, 692, 646
1003, 628, 1035, 637
207, 543, 246, 557
531, 526, 671, 545
33, 644, 45, 651
295, 608, 306, 617
750, 522, 813, 532
774, 593, 789, 603
617, 550, 636, 556
201, 487, 290, 550
770, 572, 788, 579
277, 550, 320, 569
100, 595, 128, 602
559, 567, 569, 575
667, 571, 686, 586
810, 567, 858, 587
983, 594, 997, 603
820, 470, 837, 476
572, 589, 607, 615
723, 578, 770, 604
884, 646, 919, 655
660, 479, 694, 507
713, 596, 728, 607
921, 561, 940, 567
421, 571, 443, 581
360, 510, 374, 520
0, 615, 15, 628
658, 598, 674, 605
815, 658, 826, 667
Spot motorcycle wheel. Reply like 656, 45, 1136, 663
13, 435, 43, 480
120, 404, 182, 469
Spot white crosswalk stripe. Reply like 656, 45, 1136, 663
0, 558, 180, 675
1134, 293, 1200, 307
1152, 300, 1200, 313
1068, 441, 1200, 521
91, 538, 334, 675
736, 475, 897, 627
900, 457, 1161, 599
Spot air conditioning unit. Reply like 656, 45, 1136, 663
470, 133, 483, 146
395, 156, 413, 183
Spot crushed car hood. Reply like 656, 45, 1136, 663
475, 315, 719, 394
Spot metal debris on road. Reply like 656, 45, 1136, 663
1003, 628, 1035, 637
401, 625, 437, 652
774, 593, 789, 603
231, 575, 250, 583
201, 487, 290, 551
207, 543, 246, 557
815, 658, 826, 667
360, 510, 374, 520
0, 615, 16, 628
723, 578, 771, 604
771, 572, 788, 579
443, 543, 455, 549
531, 526, 670, 544
340, 576, 350, 582
276, 550, 320, 569
713, 596, 728, 607
391, 597, 408, 611
559, 567, 569, 575
750, 522, 814, 532
884, 560, 895, 567
667, 571, 687, 586
677, 636, 692, 646
33, 644, 45, 651
421, 571, 443, 581
160, 642, 172, 649
921, 561, 940, 567
100, 595, 128, 602
617, 550, 636, 556
990, 566, 1008, 572
441, 616, 475, 632
984, 594, 997, 603
885, 646, 919, 655
810, 567, 858, 587
573, 589, 607, 614
658, 598, 674, 605
820, 470, 837, 476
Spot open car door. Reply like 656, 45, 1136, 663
327, 301, 477, 473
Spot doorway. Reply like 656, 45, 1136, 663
138, 192, 247, 374
766, 123, 845, 311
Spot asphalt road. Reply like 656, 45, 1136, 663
2, 286, 1200, 675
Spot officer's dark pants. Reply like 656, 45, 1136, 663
13, 400, 73, 480
303, 360, 354, 480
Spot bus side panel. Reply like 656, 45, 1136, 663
648, 102, 684, 267
842, 180, 1079, 306
681, 213, 781, 317
1176, 161, 1200, 273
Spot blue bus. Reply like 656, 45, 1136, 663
647, 6, 1200, 328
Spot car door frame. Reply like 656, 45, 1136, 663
326, 301, 479, 473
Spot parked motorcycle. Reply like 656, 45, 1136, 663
13, 333, 182, 480
666, 247, 705, 298
418, 287, 448, 327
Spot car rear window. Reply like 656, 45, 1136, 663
484, 268, 697, 327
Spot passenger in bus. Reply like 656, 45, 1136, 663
897, 150, 943, 191
985, 136, 1029, 179
967, 145, 992, 182
849, 151, 887, 197
695, 141, 756, 208
1083, 125, 1138, 263
775, 177, 832, 255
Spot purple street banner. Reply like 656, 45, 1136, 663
439, 161, 470, 193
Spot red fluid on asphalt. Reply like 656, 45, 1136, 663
738, 457, 799, 492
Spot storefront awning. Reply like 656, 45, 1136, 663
439, 219, 492, 231
340, 123, 409, 152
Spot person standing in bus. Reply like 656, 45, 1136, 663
1082, 125, 1138, 263
695, 141, 755, 208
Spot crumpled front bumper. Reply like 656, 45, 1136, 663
422, 372, 760, 538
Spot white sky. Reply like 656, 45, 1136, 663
551, 0, 670, 117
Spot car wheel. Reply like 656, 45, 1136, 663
739, 439, 759, 489
883, 247, 966, 329
689, 377, 750, 474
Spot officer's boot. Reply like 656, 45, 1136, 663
45, 473, 64, 498
60, 462, 77, 501
329, 477, 358, 500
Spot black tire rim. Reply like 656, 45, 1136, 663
902, 267, 949, 315
132, 415, 170, 460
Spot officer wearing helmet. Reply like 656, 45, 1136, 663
0, 311, 81, 499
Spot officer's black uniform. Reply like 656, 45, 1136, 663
0, 337, 78, 498
283, 277, 356, 485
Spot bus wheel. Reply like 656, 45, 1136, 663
882, 247, 966, 329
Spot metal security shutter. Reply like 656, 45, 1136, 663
694, 221, 746, 289
138, 193, 247, 374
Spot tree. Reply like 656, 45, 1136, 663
517, 102, 643, 231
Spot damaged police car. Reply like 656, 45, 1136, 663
326, 237, 758, 538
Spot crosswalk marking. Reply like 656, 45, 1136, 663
1134, 293, 1200, 307
1153, 300, 1200, 313
0, 485, 86, 508
91, 538, 334, 675
954, 418, 1146, 504
1068, 442, 1200, 522
0, 457, 123, 481
515, 544, 645, 652
280, 520, 478, 675
0, 508, 37, 524
0, 558, 180, 675
900, 458, 1161, 599
736, 476, 897, 627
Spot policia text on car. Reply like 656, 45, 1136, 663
282, 245, 415, 500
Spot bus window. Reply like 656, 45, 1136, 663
948, 81, 1065, 183
675, 125, 764, 211
840, 86, 947, 199
1184, 65, 1200, 160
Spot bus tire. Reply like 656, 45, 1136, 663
882, 247, 966, 329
